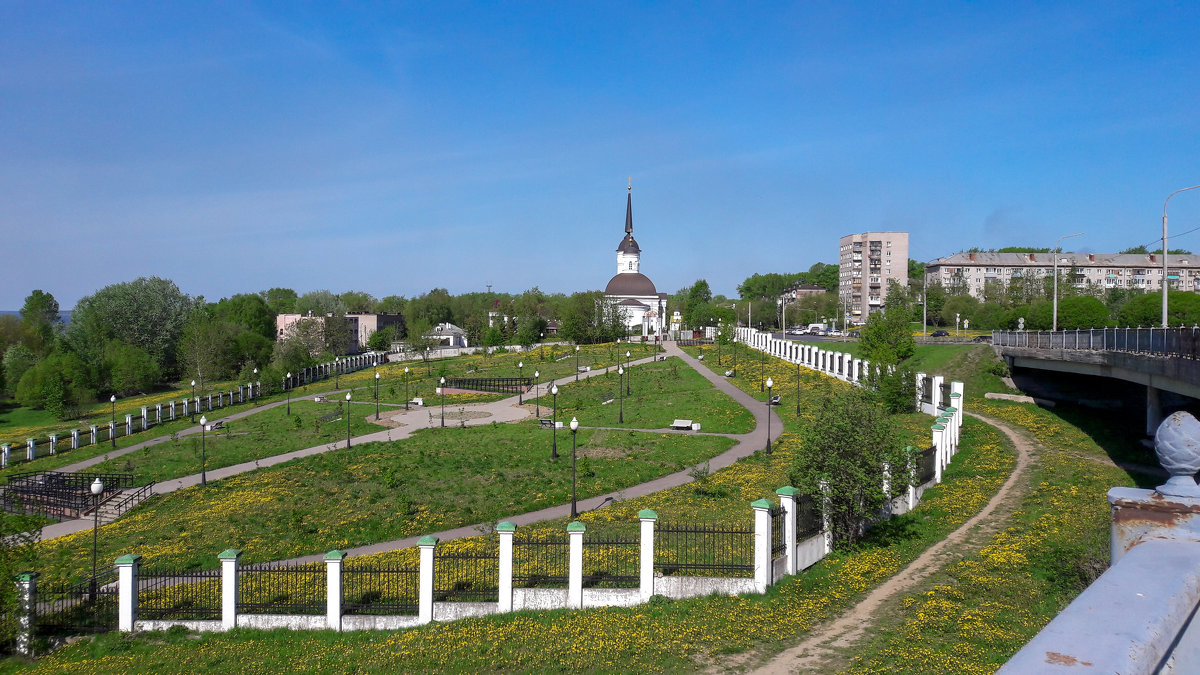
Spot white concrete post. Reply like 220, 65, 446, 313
568, 521, 585, 609
751, 499, 773, 594
71, 429, 79, 449
219, 549, 241, 630
418, 536, 437, 624
851, 358, 861, 383
15, 572, 37, 656
931, 375, 945, 410
906, 446, 917, 511
938, 416, 952, 461
639, 510, 657, 601
943, 411, 958, 454
206, 394, 213, 411
140, 406, 148, 430
776, 487, 799, 576
155, 404, 162, 424
109, 421, 116, 443
915, 372, 926, 409
324, 550, 346, 631
238, 385, 244, 403
1, 445, 8, 468
90, 425, 98, 445
116, 554, 141, 631
932, 426, 945, 483
49, 434, 57, 455
950, 388, 964, 428
498, 521, 515, 612
125, 414, 133, 436
182, 398, 189, 417
26, 438, 35, 461
169, 401, 176, 420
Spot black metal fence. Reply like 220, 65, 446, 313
442, 377, 531, 394
920, 376, 933, 403
582, 534, 640, 588
36, 568, 119, 636
916, 445, 938, 485
654, 521, 754, 577
993, 327, 1200, 359
940, 381, 952, 407
343, 564, 419, 615
138, 567, 222, 621
512, 533, 570, 587
237, 561, 325, 615
436, 550, 500, 602
677, 339, 714, 346
795, 494, 822, 540
770, 506, 786, 559
1, 471, 134, 518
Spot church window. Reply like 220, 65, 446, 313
628, 261, 633, 270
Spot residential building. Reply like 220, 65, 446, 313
925, 251, 1200, 299
838, 232, 909, 323
275, 311, 405, 354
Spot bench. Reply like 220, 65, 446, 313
657, 355, 667, 361
313, 395, 326, 403
577, 366, 591, 373
539, 418, 554, 429
724, 370, 734, 377
769, 395, 781, 406
411, 397, 424, 407
207, 420, 226, 431
670, 419, 694, 431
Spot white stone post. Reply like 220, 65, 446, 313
155, 404, 162, 424
418, 536, 437, 624
15, 572, 37, 656
125, 414, 133, 436
90, 425, 98, 445
932, 425, 945, 483
751, 499, 772, 594
915, 372, 926, 409
116, 554, 141, 631
238, 385, 244, 403
206, 393, 213, 411
906, 446, 917, 511
943, 411, 958, 454
950, 387, 964, 428
49, 434, 57, 455
776, 487, 799, 575
219, 549, 241, 630
324, 550, 346, 631
639, 510, 657, 601
109, 421, 116, 443
71, 429, 79, 449
1, 445, 8, 468
851, 358, 860, 383
498, 521, 515, 612
26, 438, 35, 461
140, 406, 148, 430
568, 521, 585, 609
169, 401, 176, 420
182, 398, 189, 417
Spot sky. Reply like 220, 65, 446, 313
2, 1, 1199, 310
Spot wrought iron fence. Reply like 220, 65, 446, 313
512, 533, 570, 587
237, 561, 324, 615
36, 568, 120, 636
795, 493, 822, 540
676, 339, 714, 346
1, 471, 134, 518
920, 376, 933, 403
436, 550, 500, 602
138, 567, 222, 620
993, 327, 1200, 359
654, 521, 754, 577
916, 445, 938, 485
940, 381, 952, 407
442, 377, 531, 394
343, 564, 419, 615
770, 505, 786, 559
582, 534, 640, 588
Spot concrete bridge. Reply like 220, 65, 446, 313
993, 328, 1200, 434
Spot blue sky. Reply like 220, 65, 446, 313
2, 2, 1198, 309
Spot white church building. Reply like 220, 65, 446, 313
604, 186, 668, 337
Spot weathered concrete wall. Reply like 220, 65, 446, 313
581, 588, 641, 609
655, 576, 756, 599
794, 534, 826, 571
432, 601, 498, 621
136, 619, 222, 632
341, 614, 422, 631
512, 587, 567, 611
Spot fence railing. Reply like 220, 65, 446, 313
35, 568, 120, 636
138, 567, 222, 621
796, 494, 822, 541
993, 327, 1200, 359
770, 506, 786, 559
435, 550, 500, 601
442, 377, 531, 394
512, 533, 570, 587
1, 471, 134, 518
582, 534, 640, 588
654, 521, 754, 577
237, 561, 325, 615
343, 564, 419, 615
916, 446, 938, 485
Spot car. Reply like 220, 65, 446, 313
930, 330, 950, 337
972, 335, 992, 344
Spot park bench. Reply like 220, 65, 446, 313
207, 420, 226, 431
724, 370, 734, 377
769, 395, 781, 406
313, 395, 326, 403
577, 366, 590, 373
670, 419, 694, 431
657, 355, 667, 361
411, 397, 424, 407
539, 418, 554, 429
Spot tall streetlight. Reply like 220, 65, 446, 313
625, 351, 631, 395
732, 334, 738, 376
569, 417, 580, 518
345, 392, 352, 448
1052, 232, 1084, 331
439, 377, 446, 427
518, 361, 524, 404
759, 349, 766, 392
404, 367, 410, 410
618, 367, 625, 424
575, 345, 580, 382
534, 370, 541, 417
335, 357, 340, 389
190, 380, 196, 422
252, 368, 258, 405
551, 384, 559, 460
109, 394, 117, 447
199, 415, 208, 486
765, 377, 774, 453
374, 371, 381, 421
1164, 186, 1200, 327
796, 362, 801, 416
90, 477, 103, 600
285, 372, 292, 415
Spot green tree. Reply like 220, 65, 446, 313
14, 351, 93, 417
405, 289, 454, 327
972, 303, 1012, 330
367, 326, 395, 352
67, 277, 195, 378
340, 291, 377, 313
405, 318, 439, 374
808, 262, 840, 291
1118, 291, 1200, 327
213, 294, 275, 340
789, 385, 906, 548
262, 287, 298, 315
857, 309, 917, 413
103, 341, 161, 396
939, 295, 979, 327
376, 295, 408, 316
20, 289, 60, 354
294, 290, 347, 317
1057, 296, 1109, 329
3, 345, 38, 398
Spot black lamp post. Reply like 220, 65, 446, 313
199, 415, 208, 485
345, 392, 352, 448
570, 416, 579, 517
252, 368, 258, 405
90, 477, 102, 600
575, 345, 580, 382
551, 384, 559, 459
374, 372, 380, 421
625, 351, 631, 396
732, 336, 738, 376
285, 372, 292, 415
760, 349, 766, 392
765, 377, 774, 453
518, 361, 524, 404
404, 367, 410, 411
796, 362, 802, 416
335, 358, 340, 389
618, 367, 625, 424
440, 377, 446, 427
718, 327, 722, 366
190, 380, 196, 422
534, 370, 540, 417
109, 394, 117, 447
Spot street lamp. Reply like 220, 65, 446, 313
570, 417, 579, 518
335, 357, 340, 389
109, 394, 116, 447
759, 349, 766, 392
285, 373, 292, 415
551, 384, 559, 460
796, 362, 801, 416
732, 334, 738, 376
534, 370, 541, 417
90, 477, 103, 600
575, 345, 580, 382
765, 377, 774, 453
618, 367, 625, 424
1052, 232, 1084, 332
404, 367, 410, 411
625, 351, 631, 395
199, 415, 208, 486
345, 392, 352, 449
1163, 186, 1200, 327
252, 368, 258, 404
440, 377, 446, 428
190, 380, 196, 422
374, 371, 381, 421
518, 361, 524, 404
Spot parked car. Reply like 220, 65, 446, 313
930, 330, 950, 337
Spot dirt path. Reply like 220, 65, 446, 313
745, 411, 1037, 674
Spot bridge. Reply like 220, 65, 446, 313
993, 327, 1200, 434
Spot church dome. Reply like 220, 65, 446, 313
617, 233, 641, 254
605, 272, 657, 296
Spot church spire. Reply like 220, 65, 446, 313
625, 178, 633, 234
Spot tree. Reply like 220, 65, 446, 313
972, 303, 1012, 330
103, 341, 161, 396
405, 289, 454, 327
939, 295, 979, 327
405, 318, 439, 374
67, 277, 195, 378
882, 279, 914, 322
20, 290, 60, 354
262, 287, 298, 315
294, 290, 347, 317
857, 309, 917, 413
789, 384, 906, 548
1118, 291, 1200, 327
178, 311, 236, 391
367, 326, 395, 352
3, 345, 38, 398
213, 294, 275, 340
376, 295, 408, 316
807, 262, 840, 292
14, 351, 93, 418
340, 291, 377, 313
1056, 296, 1109, 329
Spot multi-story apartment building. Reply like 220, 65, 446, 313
838, 232, 909, 323
925, 251, 1200, 298
275, 311, 405, 354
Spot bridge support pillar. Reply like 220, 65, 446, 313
1148, 385, 1165, 437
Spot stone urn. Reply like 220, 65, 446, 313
1154, 411, 1200, 498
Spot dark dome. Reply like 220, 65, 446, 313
605, 272, 657, 296
616, 234, 641, 254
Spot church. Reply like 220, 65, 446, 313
604, 186, 668, 337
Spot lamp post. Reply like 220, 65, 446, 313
618, 367, 625, 424
796, 362, 801, 416
518, 361, 524, 404
90, 477, 103, 600
625, 351, 631, 395
404, 367, 410, 410
345, 392, 352, 448
335, 357, 340, 389
732, 334, 737, 376
285, 372, 292, 415
534, 370, 540, 417
252, 368, 258, 405
759, 349, 765, 392
1163, 186, 1200, 327
109, 394, 116, 447
440, 377, 446, 427
1052, 232, 1084, 332
551, 384, 559, 460
575, 345, 580, 382
570, 416, 579, 518
765, 377, 774, 453
199, 415, 208, 486
190, 380, 196, 422
374, 371, 380, 420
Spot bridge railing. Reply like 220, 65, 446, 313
993, 327, 1200, 359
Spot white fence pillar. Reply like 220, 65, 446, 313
124, 414, 133, 436
931, 375, 945, 409
418, 536, 437, 624
15, 572, 37, 656
71, 429, 79, 449
140, 406, 148, 430
915, 372, 926, 408
48, 435, 57, 455
219, 549, 241, 630
639, 510, 657, 601
568, 521, 585, 609
1, 445, 8, 468
155, 404, 162, 424
906, 446, 917, 511
498, 522, 515, 612
90, 425, 98, 445
26, 438, 35, 461
182, 398, 189, 417
169, 401, 176, 420
752, 499, 772, 594
777, 487, 799, 576
932, 426, 945, 483
116, 554, 140, 631
325, 550, 346, 631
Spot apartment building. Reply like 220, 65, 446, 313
925, 251, 1200, 298
838, 232, 909, 323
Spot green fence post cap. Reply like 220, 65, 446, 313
15, 571, 39, 582
950, 392, 961, 397
324, 550, 347, 561
638, 509, 658, 520
776, 486, 800, 496
115, 554, 142, 565
945, 407, 957, 413
932, 424, 945, 431
218, 549, 242, 560
496, 521, 517, 532
567, 521, 587, 533
417, 535, 439, 547
751, 498, 773, 509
